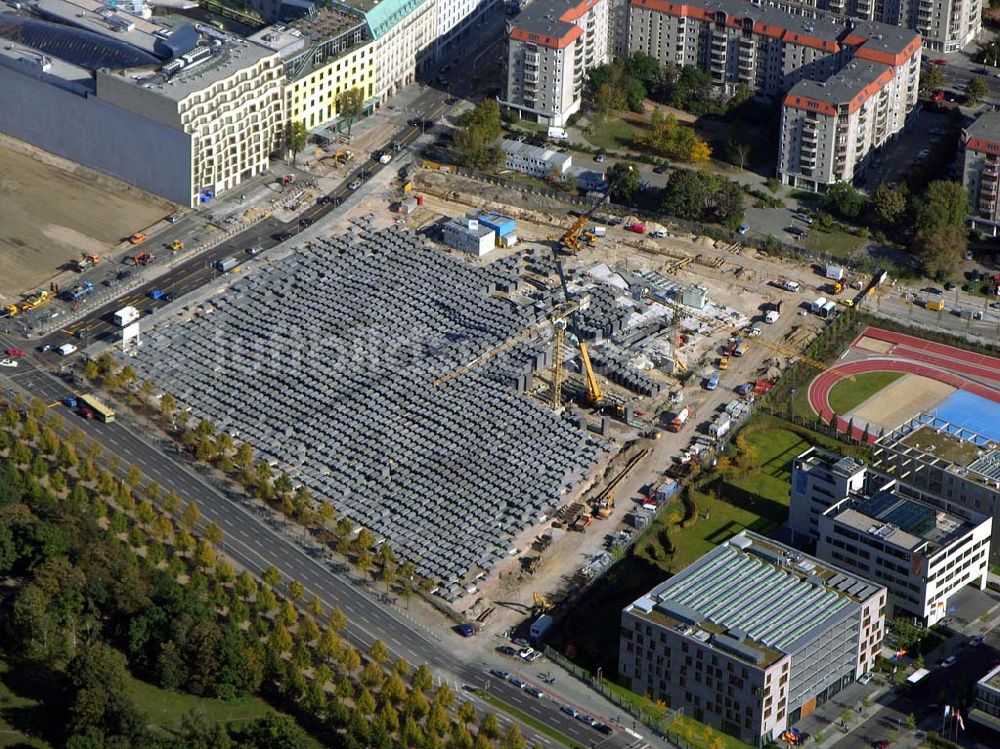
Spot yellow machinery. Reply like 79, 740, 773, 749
171, 240, 184, 251
551, 165, 632, 254
6, 290, 53, 316
532, 592, 553, 613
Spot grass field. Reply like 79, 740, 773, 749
671, 715, 754, 749
0, 659, 50, 748
581, 116, 642, 153
827, 371, 903, 415
803, 229, 864, 259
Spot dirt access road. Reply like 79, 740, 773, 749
0, 137, 175, 302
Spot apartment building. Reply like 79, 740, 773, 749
501, 0, 610, 126
970, 662, 1000, 735
962, 110, 1000, 236
872, 416, 1000, 565
251, 9, 377, 131
762, 0, 979, 53
0, 1, 285, 207
817, 490, 991, 626
779, 55, 919, 190
620, 531, 886, 747
626, 1, 920, 101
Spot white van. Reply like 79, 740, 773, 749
547, 126, 568, 140
57, 343, 78, 356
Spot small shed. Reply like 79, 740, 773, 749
530, 613, 554, 642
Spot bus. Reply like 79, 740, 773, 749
79, 394, 115, 423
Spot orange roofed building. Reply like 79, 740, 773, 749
962, 111, 1000, 236
501, 0, 610, 126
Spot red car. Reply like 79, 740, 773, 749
79, 407, 96, 420
931, 90, 945, 101
5, 347, 26, 357
932, 58, 947, 66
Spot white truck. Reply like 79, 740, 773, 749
113, 305, 140, 328
764, 309, 780, 324
810, 296, 828, 314
709, 414, 732, 440
547, 126, 568, 140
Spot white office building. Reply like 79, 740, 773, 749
499, 139, 572, 178
442, 217, 495, 256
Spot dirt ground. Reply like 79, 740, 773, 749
0, 138, 175, 301
851, 373, 954, 431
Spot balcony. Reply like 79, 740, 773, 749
524, 51, 540, 66
524, 71, 539, 84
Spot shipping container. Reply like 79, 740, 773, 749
825, 264, 845, 281
215, 257, 238, 273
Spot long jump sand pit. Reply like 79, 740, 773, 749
0, 139, 175, 300
854, 335, 894, 354
851, 373, 955, 431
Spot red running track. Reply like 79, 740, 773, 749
807, 357, 1000, 444
855, 327, 1000, 375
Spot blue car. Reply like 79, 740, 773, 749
705, 374, 720, 391
737, 223, 750, 235
63, 396, 78, 408
736, 383, 754, 396
455, 623, 475, 637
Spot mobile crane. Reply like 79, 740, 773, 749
551, 165, 632, 254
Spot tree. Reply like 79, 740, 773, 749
180, 501, 201, 531
204, 521, 223, 547
661, 169, 710, 219
263, 565, 282, 588
480, 712, 501, 740
905, 713, 917, 730
370, 639, 390, 666
455, 99, 503, 172
607, 162, 640, 204
871, 182, 909, 227
284, 120, 307, 164
824, 181, 866, 219
241, 713, 309, 749
968, 75, 988, 104
913, 180, 970, 277
337, 87, 366, 137
920, 65, 945, 93
287, 579, 304, 602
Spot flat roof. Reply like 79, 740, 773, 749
829, 489, 977, 553
445, 217, 494, 238
626, 531, 882, 667
29, 0, 167, 56
966, 110, 1000, 151
981, 661, 1000, 691
786, 61, 891, 107
293, 6, 363, 38
499, 139, 572, 166
899, 424, 985, 466
509, 0, 598, 49
798, 446, 866, 477
0, 38, 95, 91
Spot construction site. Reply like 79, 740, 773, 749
115, 154, 833, 635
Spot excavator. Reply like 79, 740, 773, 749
76, 252, 101, 272
593, 488, 616, 519
552, 165, 632, 254
532, 591, 553, 615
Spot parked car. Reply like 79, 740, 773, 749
299, 217, 314, 227
785, 226, 807, 238
652, 165, 667, 174
455, 623, 475, 637
857, 673, 873, 685
0, 358, 18, 368
560, 706, 579, 718
941, 655, 957, 668
594, 723, 614, 735
970, 635, 985, 647
737, 223, 750, 235
509, 678, 528, 690
736, 382, 754, 396
518, 647, 535, 660
496, 645, 518, 656
793, 212, 813, 224
348, 180, 362, 190
575, 713, 595, 725
246, 246, 263, 256
944, 281, 956, 291
595, 153, 606, 163
489, 669, 510, 680
524, 687, 544, 698
932, 58, 947, 65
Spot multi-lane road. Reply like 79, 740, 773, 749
1, 345, 637, 749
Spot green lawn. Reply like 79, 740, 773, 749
581, 116, 642, 153
0, 660, 51, 748
827, 371, 903, 415
803, 229, 864, 259
130, 679, 321, 748
671, 715, 755, 749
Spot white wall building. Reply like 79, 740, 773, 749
500, 0, 609, 126
789, 448, 869, 544
817, 490, 991, 626
499, 139, 572, 177
620, 531, 885, 746
442, 217, 495, 256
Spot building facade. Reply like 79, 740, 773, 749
0, 4, 285, 207
962, 110, 1000, 236
970, 662, 1000, 735
361, 0, 437, 101
789, 448, 869, 544
500, 0, 609, 126
620, 531, 886, 746
778, 56, 918, 190
435, 0, 501, 55
816, 490, 991, 626
442, 217, 495, 255
251, 11, 378, 132
625, 0, 920, 100
872, 417, 1000, 565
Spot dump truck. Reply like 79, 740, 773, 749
113, 306, 140, 327
668, 405, 690, 432
131, 251, 155, 266
76, 253, 101, 271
